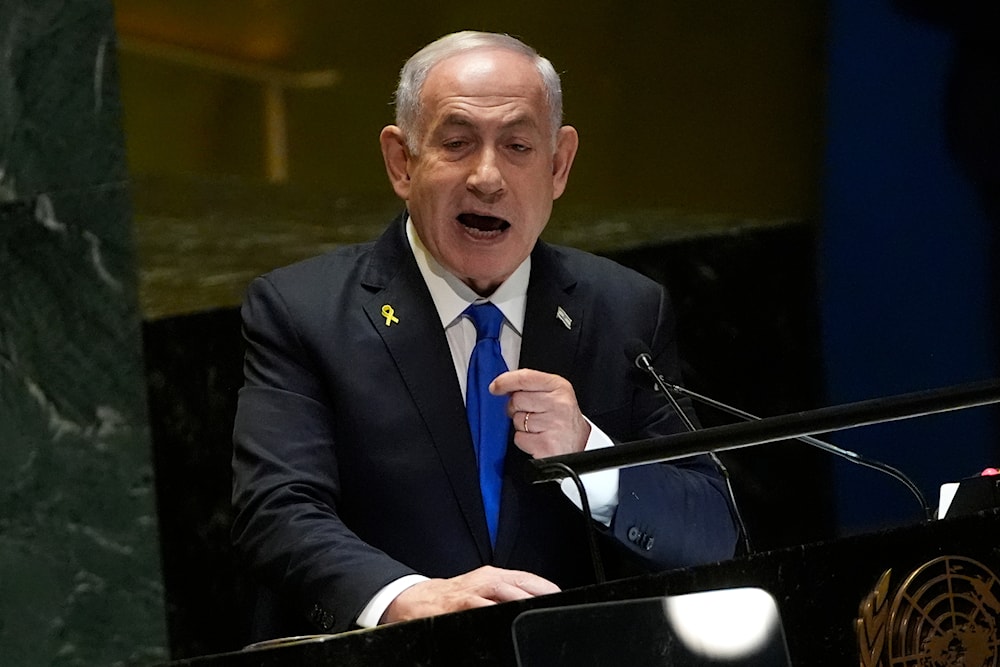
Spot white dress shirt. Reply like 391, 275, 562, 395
355, 219, 620, 628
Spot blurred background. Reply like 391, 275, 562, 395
115, 1, 826, 319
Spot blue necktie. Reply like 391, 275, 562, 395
464, 302, 510, 546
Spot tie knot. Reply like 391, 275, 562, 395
465, 302, 504, 341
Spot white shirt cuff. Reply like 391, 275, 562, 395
559, 418, 620, 526
355, 574, 429, 628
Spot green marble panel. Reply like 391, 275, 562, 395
0, 0, 167, 664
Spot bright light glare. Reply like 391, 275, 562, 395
663, 587, 780, 659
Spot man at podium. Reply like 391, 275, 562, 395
231, 30, 740, 640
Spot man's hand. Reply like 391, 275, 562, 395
489, 369, 591, 458
379, 566, 560, 624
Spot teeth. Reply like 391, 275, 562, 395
458, 213, 507, 232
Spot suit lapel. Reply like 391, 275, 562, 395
361, 217, 493, 562
494, 241, 586, 564
518, 242, 585, 381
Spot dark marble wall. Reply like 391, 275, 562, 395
0, 1, 167, 664
144, 308, 247, 660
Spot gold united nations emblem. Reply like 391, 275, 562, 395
857, 555, 1000, 666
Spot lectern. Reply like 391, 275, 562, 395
162, 508, 1000, 666
167, 381, 1000, 666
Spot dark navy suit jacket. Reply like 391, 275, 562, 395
231, 215, 739, 638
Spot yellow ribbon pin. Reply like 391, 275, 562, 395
381, 304, 399, 326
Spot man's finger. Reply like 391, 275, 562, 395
468, 566, 561, 597
479, 581, 539, 603
480, 574, 560, 603
490, 368, 562, 395
506, 573, 561, 597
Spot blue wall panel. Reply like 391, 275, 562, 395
821, 0, 998, 534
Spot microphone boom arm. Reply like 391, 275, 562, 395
526, 377, 1000, 523
650, 372, 933, 520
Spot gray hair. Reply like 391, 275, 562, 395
393, 31, 563, 153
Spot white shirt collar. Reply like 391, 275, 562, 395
406, 216, 529, 333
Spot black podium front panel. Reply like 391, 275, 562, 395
165, 509, 1000, 667
512, 589, 790, 666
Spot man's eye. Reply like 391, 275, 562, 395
509, 143, 531, 153
443, 140, 468, 150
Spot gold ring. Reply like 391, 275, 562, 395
523, 412, 530, 434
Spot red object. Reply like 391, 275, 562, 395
980, 468, 1000, 476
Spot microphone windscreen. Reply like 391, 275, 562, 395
624, 338, 652, 367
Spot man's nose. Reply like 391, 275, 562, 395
467, 148, 505, 199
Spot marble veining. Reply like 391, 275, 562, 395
83, 228, 125, 292
0, 0, 167, 664
0, 0, 126, 200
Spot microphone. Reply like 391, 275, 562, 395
625, 339, 654, 372
626, 340, 698, 433
625, 339, 932, 520
625, 340, 751, 552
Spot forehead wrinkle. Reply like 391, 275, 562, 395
436, 109, 541, 133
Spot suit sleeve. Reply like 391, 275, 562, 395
231, 275, 416, 635
607, 285, 741, 569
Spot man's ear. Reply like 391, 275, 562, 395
380, 125, 412, 200
551, 125, 579, 200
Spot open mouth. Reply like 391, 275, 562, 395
457, 213, 510, 235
